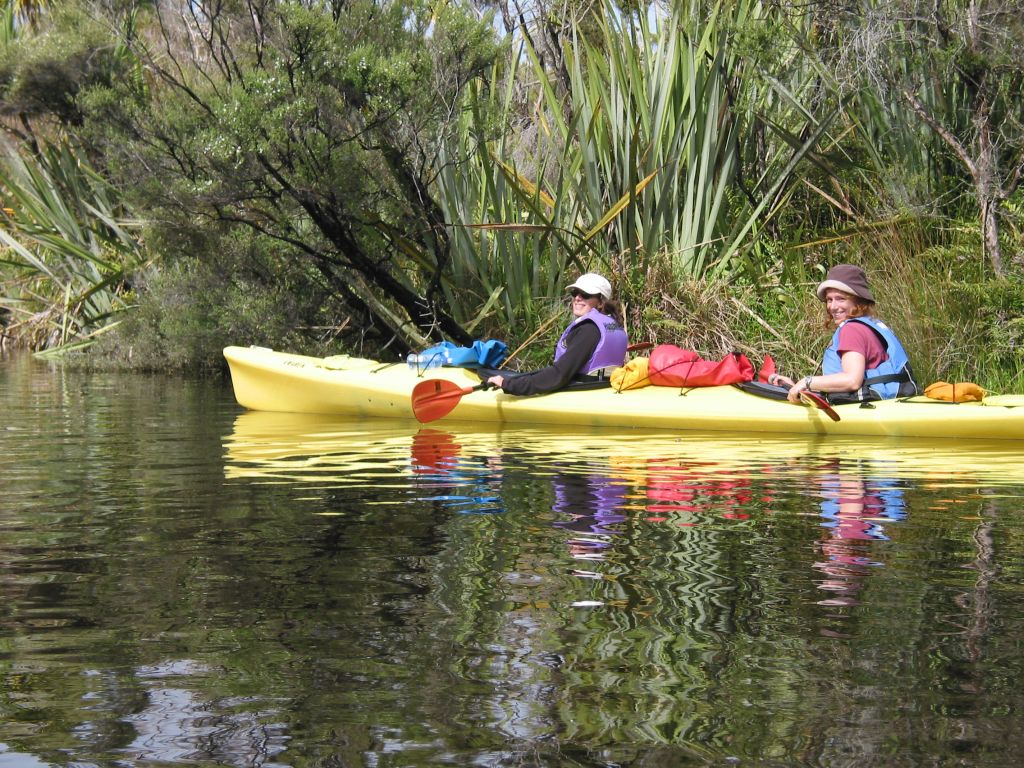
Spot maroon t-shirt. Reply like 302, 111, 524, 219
836, 321, 888, 369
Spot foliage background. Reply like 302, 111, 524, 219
0, 0, 1021, 388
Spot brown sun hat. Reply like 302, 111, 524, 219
815, 264, 875, 303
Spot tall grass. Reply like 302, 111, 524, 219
0, 138, 146, 355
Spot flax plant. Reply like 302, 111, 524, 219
436, 58, 579, 331
0, 139, 145, 355
557, 3, 741, 278
437, 0, 837, 334
0, 5, 14, 45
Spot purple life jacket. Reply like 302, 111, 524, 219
554, 308, 629, 374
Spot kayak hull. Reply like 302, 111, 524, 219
223, 346, 1024, 441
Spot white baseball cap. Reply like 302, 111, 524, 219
566, 273, 612, 300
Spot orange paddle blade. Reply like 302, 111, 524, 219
800, 390, 841, 422
411, 379, 480, 423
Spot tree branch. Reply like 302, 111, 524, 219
901, 88, 978, 176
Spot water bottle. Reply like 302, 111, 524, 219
407, 352, 444, 370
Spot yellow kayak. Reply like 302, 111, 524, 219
223, 345, 1024, 441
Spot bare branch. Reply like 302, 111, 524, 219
901, 88, 976, 175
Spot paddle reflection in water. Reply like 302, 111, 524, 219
409, 428, 504, 514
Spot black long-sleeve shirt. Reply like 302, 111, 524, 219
499, 322, 600, 396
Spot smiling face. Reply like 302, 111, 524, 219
570, 289, 602, 318
823, 288, 869, 325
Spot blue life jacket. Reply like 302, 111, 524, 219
554, 308, 629, 374
822, 317, 917, 400
819, 475, 909, 540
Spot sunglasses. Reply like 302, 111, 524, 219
570, 289, 599, 300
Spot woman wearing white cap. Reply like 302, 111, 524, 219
772, 264, 918, 404
486, 272, 630, 395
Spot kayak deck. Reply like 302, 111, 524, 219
223, 346, 1024, 441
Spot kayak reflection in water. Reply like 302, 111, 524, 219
486, 272, 630, 396
813, 463, 907, 607
551, 472, 628, 561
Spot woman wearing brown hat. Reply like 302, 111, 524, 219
770, 264, 918, 404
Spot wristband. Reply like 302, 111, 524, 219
803, 376, 814, 390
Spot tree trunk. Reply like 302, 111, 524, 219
979, 194, 1004, 277
305, 201, 474, 347
974, 110, 1004, 277
902, 87, 1007, 278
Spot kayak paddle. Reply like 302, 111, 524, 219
800, 390, 841, 422
412, 378, 489, 423
626, 341, 655, 353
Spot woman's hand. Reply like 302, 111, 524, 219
787, 376, 813, 404
486, 374, 504, 388
788, 352, 866, 403
768, 372, 809, 404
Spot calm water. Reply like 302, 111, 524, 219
3, 351, 1024, 767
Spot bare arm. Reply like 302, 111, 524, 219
785, 352, 866, 403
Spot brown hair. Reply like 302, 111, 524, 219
598, 297, 624, 325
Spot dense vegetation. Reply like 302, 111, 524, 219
0, 0, 1022, 389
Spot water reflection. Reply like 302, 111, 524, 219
642, 460, 765, 523
225, 411, 1024, 490
552, 472, 627, 562
8, 356, 1024, 765
0, 744, 51, 767
222, 413, 1024, 598
222, 412, 1024, 625
813, 466, 907, 608
123, 660, 288, 765
410, 429, 504, 514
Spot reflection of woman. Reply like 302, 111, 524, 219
814, 469, 907, 605
772, 264, 918, 404
552, 472, 627, 560
487, 273, 629, 396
